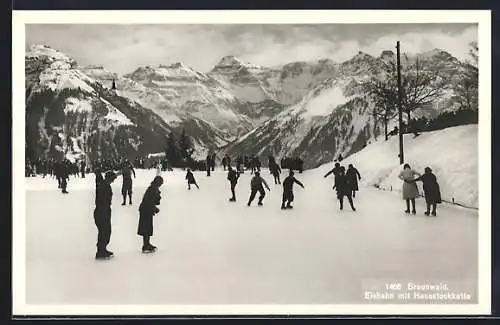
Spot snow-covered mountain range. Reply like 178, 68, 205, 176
25, 44, 476, 166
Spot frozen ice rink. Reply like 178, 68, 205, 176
24, 168, 478, 305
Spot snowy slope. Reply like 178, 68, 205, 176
123, 63, 256, 134
23, 166, 478, 306
225, 49, 476, 169
315, 124, 478, 208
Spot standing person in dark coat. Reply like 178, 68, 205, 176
346, 164, 362, 198
93, 170, 118, 260
138, 176, 163, 253
60, 160, 70, 194
333, 167, 356, 211
186, 168, 199, 190
206, 154, 211, 176
211, 153, 216, 171
80, 161, 86, 178
247, 171, 270, 207
236, 156, 244, 173
281, 170, 305, 210
411, 167, 442, 216
227, 165, 240, 202
120, 161, 136, 205
324, 162, 343, 189
269, 161, 282, 185
222, 156, 228, 171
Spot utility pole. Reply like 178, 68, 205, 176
396, 41, 404, 164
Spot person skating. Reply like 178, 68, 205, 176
121, 161, 136, 205
80, 161, 86, 178
186, 168, 199, 190
227, 165, 240, 201
346, 164, 362, 198
247, 171, 270, 206
93, 169, 118, 260
398, 163, 421, 214
60, 160, 70, 194
270, 161, 282, 185
281, 170, 305, 210
206, 154, 211, 177
411, 167, 442, 216
138, 176, 163, 253
324, 162, 343, 191
222, 156, 228, 171
333, 167, 356, 211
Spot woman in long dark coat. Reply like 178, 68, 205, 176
413, 167, 442, 216
346, 164, 361, 198
138, 176, 163, 253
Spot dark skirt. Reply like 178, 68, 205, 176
138, 209, 154, 236
424, 183, 442, 205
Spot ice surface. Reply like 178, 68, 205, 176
25, 166, 477, 305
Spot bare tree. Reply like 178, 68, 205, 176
453, 42, 478, 111
363, 54, 448, 136
363, 73, 398, 140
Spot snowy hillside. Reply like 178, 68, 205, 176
123, 63, 257, 134
315, 125, 478, 208
25, 44, 175, 161
225, 49, 477, 169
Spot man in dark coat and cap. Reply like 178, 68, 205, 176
93, 169, 118, 260
120, 160, 136, 205
281, 170, 305, 209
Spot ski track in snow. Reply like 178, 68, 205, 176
25, 168, 477, 305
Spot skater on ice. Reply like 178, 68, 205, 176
281, 170, 305, 210
247, 171, 271, 207
121, 160, 136, 205
227, 165, 240, 202
186, 168, 200, 190
346, 164, 362, 198
324, 162, 343, 189
398, 163, 421, 214
411, 167, 442, 216
333, 166, 356, 211
93, 169, 118, 260
269, 159, 282, 185
138, 175, 164, 253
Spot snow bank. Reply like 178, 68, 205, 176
314, 125, 478, 208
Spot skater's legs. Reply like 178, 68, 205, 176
425, 202, 431, 214
258, 187, 265, 204
339, 195, 344, 210
410, 199, 416, 213
347, 194, 355, 210
248, 188, 257, 205
405, 199, 410, 212
431, 203, 437, 214
230, 183, 236, 200
142, 235, 150, 246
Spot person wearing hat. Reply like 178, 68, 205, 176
411, 167, 442, 216
281, 170, 305, 210
138, 176, 164, 253
247, 171, 270, 207
93, 169, 118, 260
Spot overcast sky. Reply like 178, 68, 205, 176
26, 24, 477, 75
